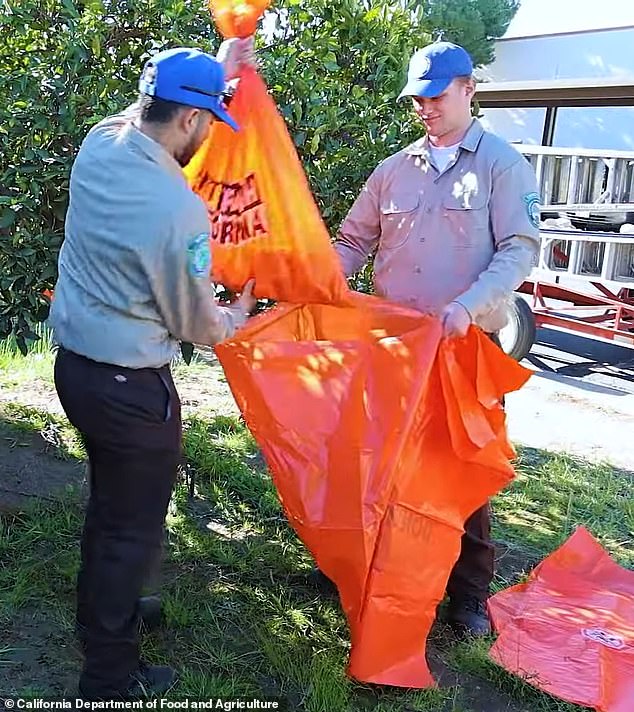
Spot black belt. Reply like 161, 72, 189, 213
57, 346, 171, 373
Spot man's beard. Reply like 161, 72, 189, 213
176, 133, 203, 168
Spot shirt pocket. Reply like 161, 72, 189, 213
379, 195, 420, 250
442, 193, 490, 249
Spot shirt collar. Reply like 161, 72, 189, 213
122, 120, 186, 182
460, 119, 485, 152
404, 118, 485, 158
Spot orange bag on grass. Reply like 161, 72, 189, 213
184, 0, 349, 304
489, 527, 634, 712
216, 293, 531, 687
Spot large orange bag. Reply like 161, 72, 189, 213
216, 292, 531, 686
488, 527, 634, 711
197, 0, 533, 687
184, 0, 350, 304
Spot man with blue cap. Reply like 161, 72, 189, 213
49, 39, 256, 699
334, 42, 541, 636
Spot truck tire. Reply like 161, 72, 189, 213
499, 296, 536, 361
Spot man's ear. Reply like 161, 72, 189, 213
179, 107, 201, 133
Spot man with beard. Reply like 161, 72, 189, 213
332, 41, 541, 636
49, 41, 255, 700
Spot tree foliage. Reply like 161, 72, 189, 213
422, 0, 520, 64
0, 0, 517, 351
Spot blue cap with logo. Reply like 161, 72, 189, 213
139, 47, 238, 131
398, 41, 473, 100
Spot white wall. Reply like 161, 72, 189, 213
479, 27, 634, 151
481, 27, 634, 82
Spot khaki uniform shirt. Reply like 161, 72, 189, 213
335, 120, 540, 333
49, 105, 244, 369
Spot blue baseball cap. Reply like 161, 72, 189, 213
139, 47, 238, 131
398, 42, 473, 100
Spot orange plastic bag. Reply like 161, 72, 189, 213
216, 293, 531, 686
184, 1, 350, 304
489, 527, 634, 711
201, 0, 533, 687
209, 0, 270, 37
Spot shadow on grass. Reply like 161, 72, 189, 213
493, 445, 633, 572
1, 410, 628, 711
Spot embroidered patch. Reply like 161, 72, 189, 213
187, 233, 211, 278
523, 192, 541, 229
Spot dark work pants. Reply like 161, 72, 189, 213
446, 332, 503, 602
446, 503, 493, 601
54, 348, 181, 697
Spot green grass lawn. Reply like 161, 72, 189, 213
0, 327, 56, 389
0, 341, 632, 711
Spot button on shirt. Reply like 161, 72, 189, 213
49, 105, 244, 369
335, 120, 540, 333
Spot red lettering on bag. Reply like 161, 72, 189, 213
205, 173, 269, 245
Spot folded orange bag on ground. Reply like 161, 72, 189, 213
216, 293, 531, 686
489, 527, 634, 711
184, 0, 349, 304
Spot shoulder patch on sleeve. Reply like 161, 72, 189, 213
523, 192, 541, 229
187, 232, 211, 278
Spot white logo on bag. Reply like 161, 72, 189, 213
582, 628, 626, 650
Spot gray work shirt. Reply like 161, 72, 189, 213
335, 119, 541, 333
49, 106, 244, 369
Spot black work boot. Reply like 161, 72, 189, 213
78, 662, 177, 700
127, 662, 177, 698
446, 595, 491, 637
